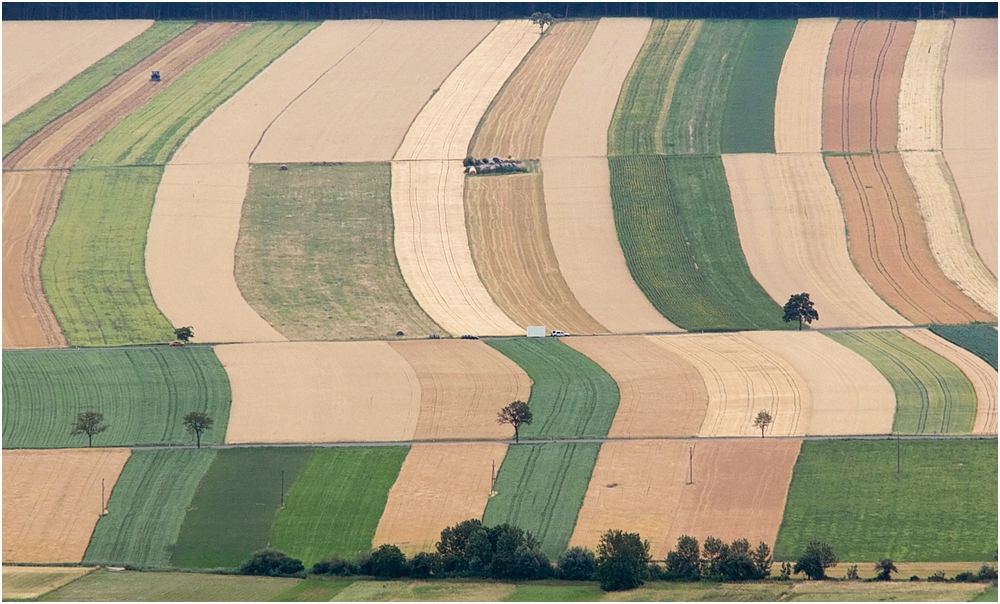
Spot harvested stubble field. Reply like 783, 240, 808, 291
375, 443, 508, 556
485, 338, 619, 439
1, 566, 96, 601
235, 163, 440, 341
171, 447, 312, 569
37, 569, 300, 602
2, 346, 231, 449
83, 449, 217, 568
484, 442, 601, 560
332, 580, 516, 602
774, 439, 998, 562
272, 447, 409, 566
3, 448, 131, 563
897, 21, 952, 151
609, 155, 790, 331
773, 18, 837, 153
929, 324, 998, 370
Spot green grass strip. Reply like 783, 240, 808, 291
774, 439, 998, 562
39, 569, 299, 602
827, 331, 976, 434
484, 338, 619, 439
237, 163, 440, 341
171, 447, 313, 569
504, 583, 605, 601
84, 449, 217, 568
929, 324, 998, 370
271, 447, 408, 567
268, 578, 355, 602
483, 442, 600, 560
2, 346, 231, 449
40, 166, 174, 345
79, 22, 317, 167
609, 155, 790, 331
720, 20, 795, 153
2, 22, 193, 157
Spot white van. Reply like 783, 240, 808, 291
550, 330, 568, 337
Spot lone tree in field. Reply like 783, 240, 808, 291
753, 410, 773, 438
783, 293, 819, 330
530, 11, 554, 33
497, 400, 532, 443
174, 326, 194, 342
71, 411, 108, 447
874, 559, 897, 581
793, 540, 838, 580
182, 411, 214, 448
594, 529, 651, 591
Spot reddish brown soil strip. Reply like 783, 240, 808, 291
823, 20, 914, 153
564, 336, 708, 438
826, 153, 994, 324
388, 340, 531, 441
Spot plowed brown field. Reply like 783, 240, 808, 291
897, 20, 952, 150
217, 342, 421, 444
650, 333, 810, 437
823, 20, 914, 152
465, 173, 606, 334
564, 336, 707, 438
723, 153, 908, 328
3, 448, 131, 563
744, 331, 895, 435
388, 340, 531, 440
774, 18, 837, 153
826, 153, 995, 324
374, 443, 507, 556
251, 21, 494, 163
2, 20, 152, 122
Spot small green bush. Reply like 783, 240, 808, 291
240, 549, 304, 577
361, 544, 408, 578
557, 546, 595, 581
311, 556, 359, 576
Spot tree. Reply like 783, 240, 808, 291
361, 544, 409, 578
529, 11, 553, 33
665, 535, 701, 581
174, 326, 194, 342
182, 411, 214, 448
71, 411, 108, 447
594, 529, 651, 591
753, 410, 773, 438
783, 293, 819, 330
557, 546, 596, 580
240, 549, 304, 577
497, 400, 532, 443
793, 541, 838, 580
874, 558, 898, 581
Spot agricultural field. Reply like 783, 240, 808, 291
930, 324, 998, 369
1, 566, 96, 601
37, 569, 300, 602
773, 19, 837, 153
485, 338, 619, 439
84, 449, 217, 568
2, 346, 231, 449
236, 163, 440, 341
774, 439, 997, 562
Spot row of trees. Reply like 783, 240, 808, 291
70, 410, 213, 447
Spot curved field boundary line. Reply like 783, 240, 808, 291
774, 19, 837, 153
2, 448, 131, 563
649, 333, 810, 438
902, 329, 997, 435
898, 20, 953, 151
374, 442, 508, 556
217, 342, 421, 444
723, 153, 909, 328
744, 331, 896, 436
565, 336, 708, 439
901, 151, 997, 315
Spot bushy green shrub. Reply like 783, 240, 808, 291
311, 556, 359, 576
361, 544, 408, 578
594, 529, 650, 591
408, 551, 443, 578
557, 546, 596, 581
240, 549, 304, 577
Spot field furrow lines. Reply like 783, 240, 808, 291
897, 20, 952, 150
774, 19, 837, 153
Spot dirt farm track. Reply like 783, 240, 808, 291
1, 14, 997, 600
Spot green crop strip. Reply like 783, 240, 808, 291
2, 346, 231, 449
929, 324, 998, 370
2, 22, 193, 157
84, 449, 216, 568
484, 338, 619, 439
719, 20, 795, 153
483, 442, 600, 560
237, 163, 440, 341
827, 331, 976, 434
774, 439, 997, 562
38, 569, 300, 602
271, 447, 409, 567
171, 447, 312, 569
609, 155, 790, 331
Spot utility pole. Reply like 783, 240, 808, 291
280, 470, 285, 508
687, 446, 694, 485
101, 477, 106, 516
896, 434, 901, 475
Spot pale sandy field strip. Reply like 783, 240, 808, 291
217, 342, 421, 444
942, 19, 998, 277
897, 20, 953, 150
744, 331, 896, 436
650, 333, 810, 438
374, 443, 508, 556
3, 448, 131, 563
565, 336, 708, 438
389, 340, 532, 440
251, 21, 494, 163
1, 566, 95, 600
901, 151, 997, 315
2, 20, 152, 122
774, 19, 838, 153
723, 153, 909, 328
902, 329, 998, 435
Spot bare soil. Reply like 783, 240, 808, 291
774, 18, 838, 153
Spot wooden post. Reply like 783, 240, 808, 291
687, 446, 694, 484
896, 434, 901, 475
280, 470, 285, 508
101, 477, 106, 516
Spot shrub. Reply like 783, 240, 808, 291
874, 559, 897, 581
910, 575, 920, 581
793, 541, 837, 580
311, 556, 359, 576
240, 549, 304, 577
557, 546, 596, 581
361, 544, 409, 578
846, 564, 859, 580
594, 529, 651, 591
927, 570, 947, 582
954, 571, 978, 583
978, 563, 998, 582
408, 551, 443, 579
664, 535, 700, 581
